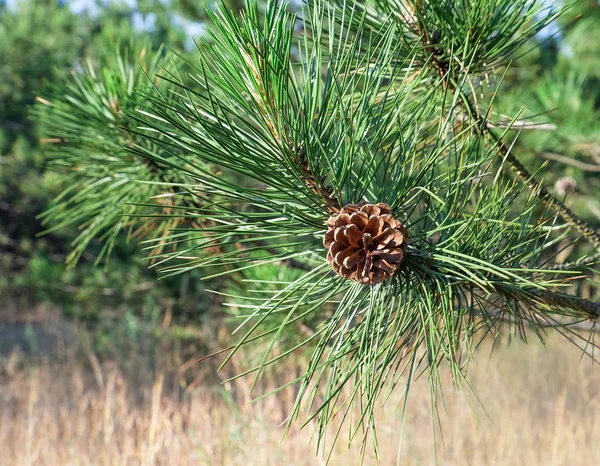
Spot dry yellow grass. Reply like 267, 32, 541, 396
1, 329, 600, 466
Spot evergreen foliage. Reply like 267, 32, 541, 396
31, 0, 600, 459
34, 45, 187, 266
0, 1, 207, 322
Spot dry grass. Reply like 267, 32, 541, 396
1, 321, 600, 465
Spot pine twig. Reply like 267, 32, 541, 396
544, 252, 600, 271
413, 15, 600, 257
290, 142, 341, 213
455, 115, 558, 131
464, 98, 600, 270
533, 289, 600, 320
469, 101, 600, 251
483, 309, 599, 333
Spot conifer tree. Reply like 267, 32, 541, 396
36, 0, 600, 459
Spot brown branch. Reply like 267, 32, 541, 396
484, 310, 599, 333
290, 142, 340, 213
541, 152, 600, 172
543, 252, 600, 271
465, 104, 600, 272
455, 115, 557, 131
241, 44, 341, 213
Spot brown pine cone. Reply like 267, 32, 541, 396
323, 202, 407, 285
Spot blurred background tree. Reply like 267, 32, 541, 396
0, 0, 222, 350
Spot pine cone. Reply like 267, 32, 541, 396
323, 202, 407, 285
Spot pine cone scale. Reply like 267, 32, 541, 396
344, 224, 363, 246
364, 216, 383, 236
373, 227, 395, 245
344, 249, 366, 268
350, 212, 368, 230
335, 246, 356, 267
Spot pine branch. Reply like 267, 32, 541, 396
412, 18, 600, 258
543, 251, 600, 271
462, 96, 600, 251
289, 142, 341, 213
35, 0, 600, 458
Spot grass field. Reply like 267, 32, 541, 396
1, 310, 600, 465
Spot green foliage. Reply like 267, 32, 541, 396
491, 3, 600, 264
0, 1, 209, 322
0, 2, 79, 283
20, 0, 600, 460
71, 0, 595, 457
34, 44, 189, 266
325, 0, 558, 80
0, 1, 79, 144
